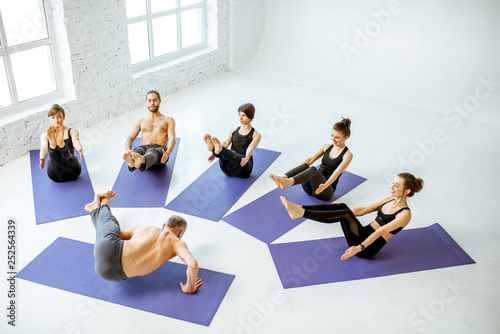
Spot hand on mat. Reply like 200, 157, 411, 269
240, 156, 250, 167
341, 246, 359, 261
208, 154, 215, 163
315, 183, 328, 195
180, 277, 203, 294
161, 149, 170, 164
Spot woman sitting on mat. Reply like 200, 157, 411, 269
269, 118, 353, 200
203, 103, 261, 178
280, 172, 424, 260
39, 104, 83, 182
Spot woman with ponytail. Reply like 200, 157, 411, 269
280, 173, 424, 260
269, 118, 353, 200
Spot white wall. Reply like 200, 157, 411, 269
237, 0, 500, 120
0, 0, 230, 166
229, 0, 266, 70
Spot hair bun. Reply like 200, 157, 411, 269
415, 178, 424, 193
341, 117, 351, 127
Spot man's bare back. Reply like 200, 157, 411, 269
121, 225, 180, 277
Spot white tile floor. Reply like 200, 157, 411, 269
1, 70, 499, 333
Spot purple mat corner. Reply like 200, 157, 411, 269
30, 150, 95, 224
111, 138, 180, 208
222, 171, 366, 244
17, 237, 235, 326
165, 148, 281, 221
269, 223, 475, 289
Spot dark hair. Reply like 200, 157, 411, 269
48, 104, 65, 117
146, 90, 161, 100
332, 117, 351, 137
238, 103, 255, 120
166, 215, 187, 231
398, 173, 424, 197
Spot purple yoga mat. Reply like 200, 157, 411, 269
269, 223, 475, 289
222, 171, 366, 244
165, 148, 281, 221
17, 237, 235, 326
30, 150, 95, 224
111, 138, 180, 207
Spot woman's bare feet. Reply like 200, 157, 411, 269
203, 134, 214, 151
269, 174, 293, 189
280, 196, 305, 220
212, 136, 222, 155
131, 151, 145, 169
123, 151, 134, 168
55, 125, 65, 147
84, 191, 117, 212
46, 126, 57, 148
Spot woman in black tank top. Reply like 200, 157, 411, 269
280, 173, 424, 260
203, 103, 262, 178
39, 104, 83, 182
269, 118, 353, 200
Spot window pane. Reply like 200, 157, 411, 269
151, 0, 176, 13
128, 21, 150, 64
0, 58, 13, 108
152, 15, 178, 57
180, 0, 202, 7
10, 46, 57, 102
181, 9, 202, 48
125, 0, 147, 19
1, 0, 48, 47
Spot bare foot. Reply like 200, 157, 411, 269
131, 152, 145, 169
212, 136, 222, 155
84, 191, 117, 212
203, 134, 214, 151
55, 125, 65, 147
271, 174, 293, 190
123, 151, 134, 168
269, 174, 284, 189
46, 126, 57, 148
280, 196, 305, 220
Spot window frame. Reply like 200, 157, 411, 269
127, 0, 207, 72
0, 0, 62, 113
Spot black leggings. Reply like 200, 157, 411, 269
303, 203, 386, 258
285, 163, 334, 200
213, 147, 253, 178
47, 145, 81, 182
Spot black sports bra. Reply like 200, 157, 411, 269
375, 201, 410, 235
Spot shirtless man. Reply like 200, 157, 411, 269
123, 90, 176, 172
84, 190, 203, 294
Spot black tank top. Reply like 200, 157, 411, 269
318, 145, 348, 187
48, 128, 75, 154
375, 201, 410, 235
231, 126, 255, 157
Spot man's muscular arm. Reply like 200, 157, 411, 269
125, 119, 143, 151
175, 240, 202, 294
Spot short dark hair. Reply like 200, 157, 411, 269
146, 90, 161, 100
166, 215, 187, 231
238, 103, 255, 120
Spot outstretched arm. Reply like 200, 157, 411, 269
125, 119, 142, 151
316, 150, 353, 194
351, 197, 392, 216
241, 130, 262, 166
341, 210, 411, 260
302, 144, 328, 166
176, 241, 202, 294
70, 128, 84, 160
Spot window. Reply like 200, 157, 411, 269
0, 0, 59, 111
126, 0, 205, 70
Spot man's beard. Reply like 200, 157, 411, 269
149, 106, 159, 113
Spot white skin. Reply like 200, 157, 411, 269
203, 110, 262, 167
269, 129, 353, 194
39, 111, 83, 169
123, 93, 176, 169
84, 191, 203, 294
280, 176, 412, 260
